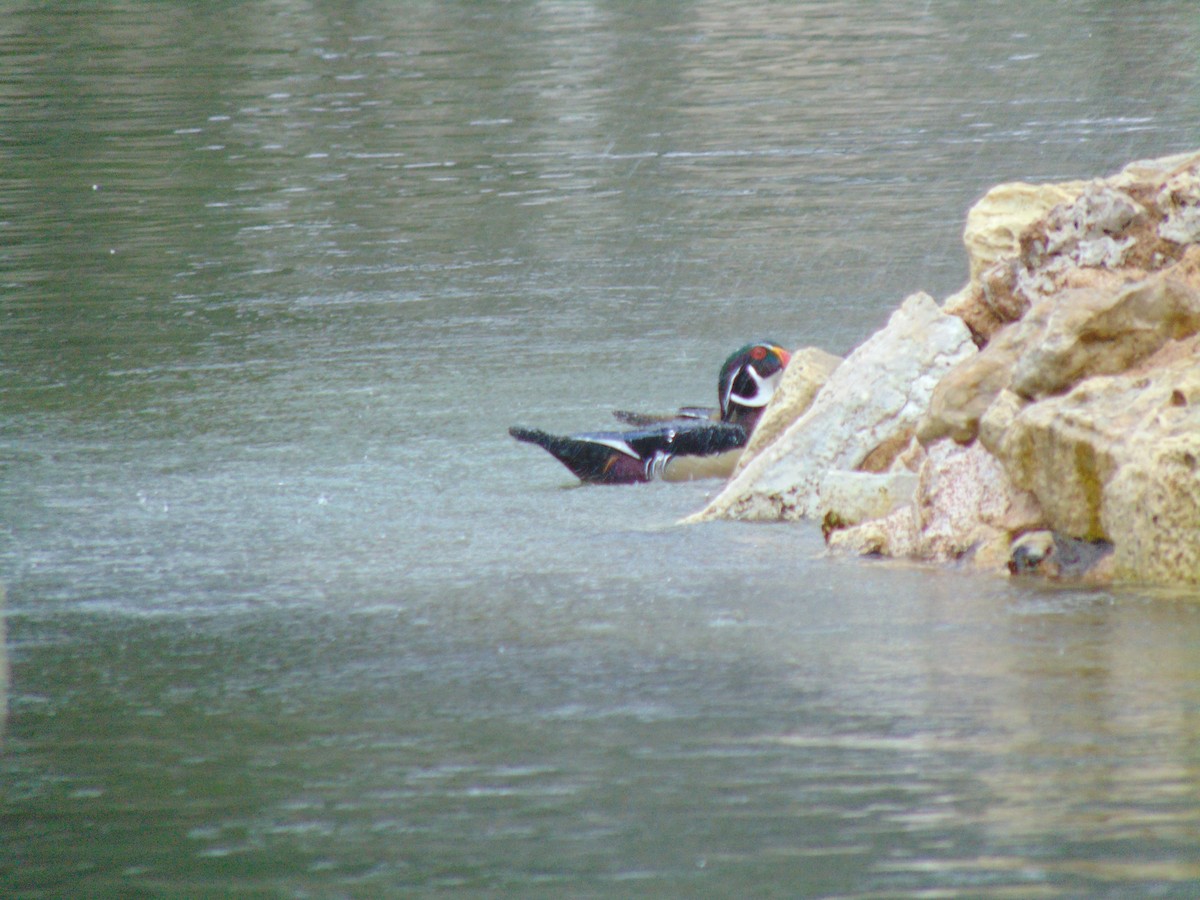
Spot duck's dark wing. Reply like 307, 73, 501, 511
619, 421, 746, 459
509, 420, 746, 484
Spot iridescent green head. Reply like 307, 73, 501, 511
718, 342, 791, 424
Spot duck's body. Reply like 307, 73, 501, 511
510, 342, 791, 485
508, 419, 747, 485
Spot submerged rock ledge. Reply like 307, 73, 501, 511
688, 149, 1200, 586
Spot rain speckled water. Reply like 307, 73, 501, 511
4, 1, 1200, 896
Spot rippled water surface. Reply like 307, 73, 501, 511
4, 1, 1200, 896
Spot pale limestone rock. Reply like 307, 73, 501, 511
921, 159, 1200, 451
829, 440, 1042, 568
698, 149, 1200, 586
1012, 179, 1184, 301
922, 254, 1200, 445
915, 440, 1042, 564
944, 257, 1035, 342
857, 426, 918, 473
945, 180, 1085, 339
826, 503, 920, 560
977, 389, 1027, 457
996, 379, 1127, 540
1041, 183, 1143, 262
1157, 160, 1200, 246
1129, 322, 1200, 372
818, 470, 918, 531
941, 283, 995, 341
946, 154, 1200, 345
1010, 264, 1200, 399
997, 350, 1200, 553
734, 346, 841, 475
1110, 149, 1200, 192
917, 313, 1038, 445
962, 181, 1085, 282
979, 258, 1031, 325
1022, 182, 1145, 273
918, 349, 1007, 445
887, 435, 927, 474
1095, 347, 1200, 583
1104, 434, 1200, 585
685, 293, 976, 522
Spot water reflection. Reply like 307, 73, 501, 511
978, 595, 1200, 871
6, 577, 1200, 895
5, 0, 1200, 896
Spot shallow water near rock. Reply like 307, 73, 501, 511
4, 2, 1200, 896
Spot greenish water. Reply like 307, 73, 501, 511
4, 1, 1200, 896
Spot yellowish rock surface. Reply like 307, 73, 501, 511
686, 293, 975, 523
962, 181, 1085, 281
692, 149, 1200, 585
735, 346, 841, 475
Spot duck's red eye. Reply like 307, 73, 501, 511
750, 346, 767, 361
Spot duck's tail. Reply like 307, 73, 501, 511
508, 427, 624, 483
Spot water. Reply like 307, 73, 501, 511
4, 1, 1200, 895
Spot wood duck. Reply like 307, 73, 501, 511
509, 342, 791, 484
716, 340, 792, 433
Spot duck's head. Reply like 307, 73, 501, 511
717, 341, 791, 430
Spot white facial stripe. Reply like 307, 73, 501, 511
729, 366, 772, 407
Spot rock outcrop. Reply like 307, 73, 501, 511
734, 346, 842, 474
685, 292, 975, 523
690, 149, 1200, 586
825, 438, 1045, 568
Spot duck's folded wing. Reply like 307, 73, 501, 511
621, 420, 746, 458
611, 406, 718, 427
